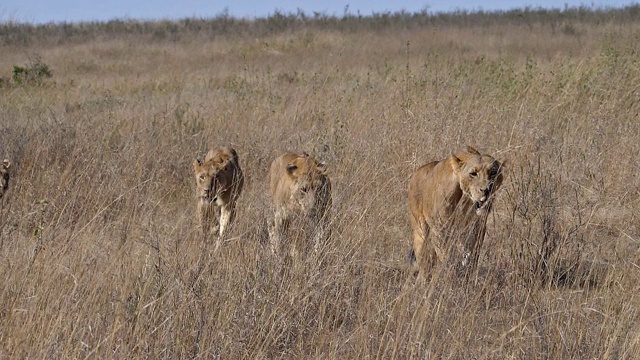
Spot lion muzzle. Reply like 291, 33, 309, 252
473, 195, 493, 215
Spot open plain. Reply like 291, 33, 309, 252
1, 8, 639, 358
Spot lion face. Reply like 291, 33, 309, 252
269, 152, 332, 255
453, 147, 504, 215
286, 156, 328, 214
0, 159, 11, 199
193, 147, 243, 240
193, 153, 233, 206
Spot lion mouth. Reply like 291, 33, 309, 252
199, 194, 215, 203
473, 197, 491, 214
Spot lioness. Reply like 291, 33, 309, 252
0, 159, 11, 199
268, 152, 332, 255
193, 147, 244, 246
408, 146, 505, 279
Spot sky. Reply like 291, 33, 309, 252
0, 0, 637, 24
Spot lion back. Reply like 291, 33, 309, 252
207, 146, 243, 199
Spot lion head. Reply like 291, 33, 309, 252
285, 153, 330, 215
452, 146, 504, 215
0, 159, 11, 199
193, 148, 238, 206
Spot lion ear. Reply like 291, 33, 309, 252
219, 155, 232, 169
466, 146, 480, 155
286, 163, 298, 175
498, 159, 507, 173
316, 161, 327, 174
452, 146, 479, 168
193, 159, 202, 171
2, 159, 10, 169
451, 154, 465, 173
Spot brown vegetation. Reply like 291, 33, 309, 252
0, 7, 639, 358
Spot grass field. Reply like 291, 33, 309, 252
1, 7, 639, 358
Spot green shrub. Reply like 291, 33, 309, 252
11, 57, 52, 85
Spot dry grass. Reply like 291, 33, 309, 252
1, 9, 639, 358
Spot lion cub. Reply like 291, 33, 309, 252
1, 159, 11, 199
193, 147, 244, 246
408, 146, 505, 279
268, 152, 332, 256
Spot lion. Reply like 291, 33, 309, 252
193, 147, 244, 247
408, 146, 505, 279
0, 159, 11, 199
268, 152, 332, 256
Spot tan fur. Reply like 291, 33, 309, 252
0, 159, 11, 199
268, 152, 332, 255
408, 146, 505, 279
193, 147, 244, 247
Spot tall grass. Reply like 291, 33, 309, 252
1, 7, 639, 358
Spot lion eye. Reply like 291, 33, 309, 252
469, 172, 478, 178
199, 174, 205, 180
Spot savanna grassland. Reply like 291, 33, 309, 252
1, 7, 640, 358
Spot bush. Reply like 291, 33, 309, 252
11, 56, 52, 85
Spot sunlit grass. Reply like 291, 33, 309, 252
0, 8, 639, 358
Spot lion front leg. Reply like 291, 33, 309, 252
459, 220, 487, 277
411, 226, 425, 276
197, 201, 211, 235
311, 213, 331, 253
218, 203, 236, 238
311, 226, 325, 254
198, 202, 220, 240
412, 220, 437, 282
269, 208, 288, 255
217, 203, 238, 251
